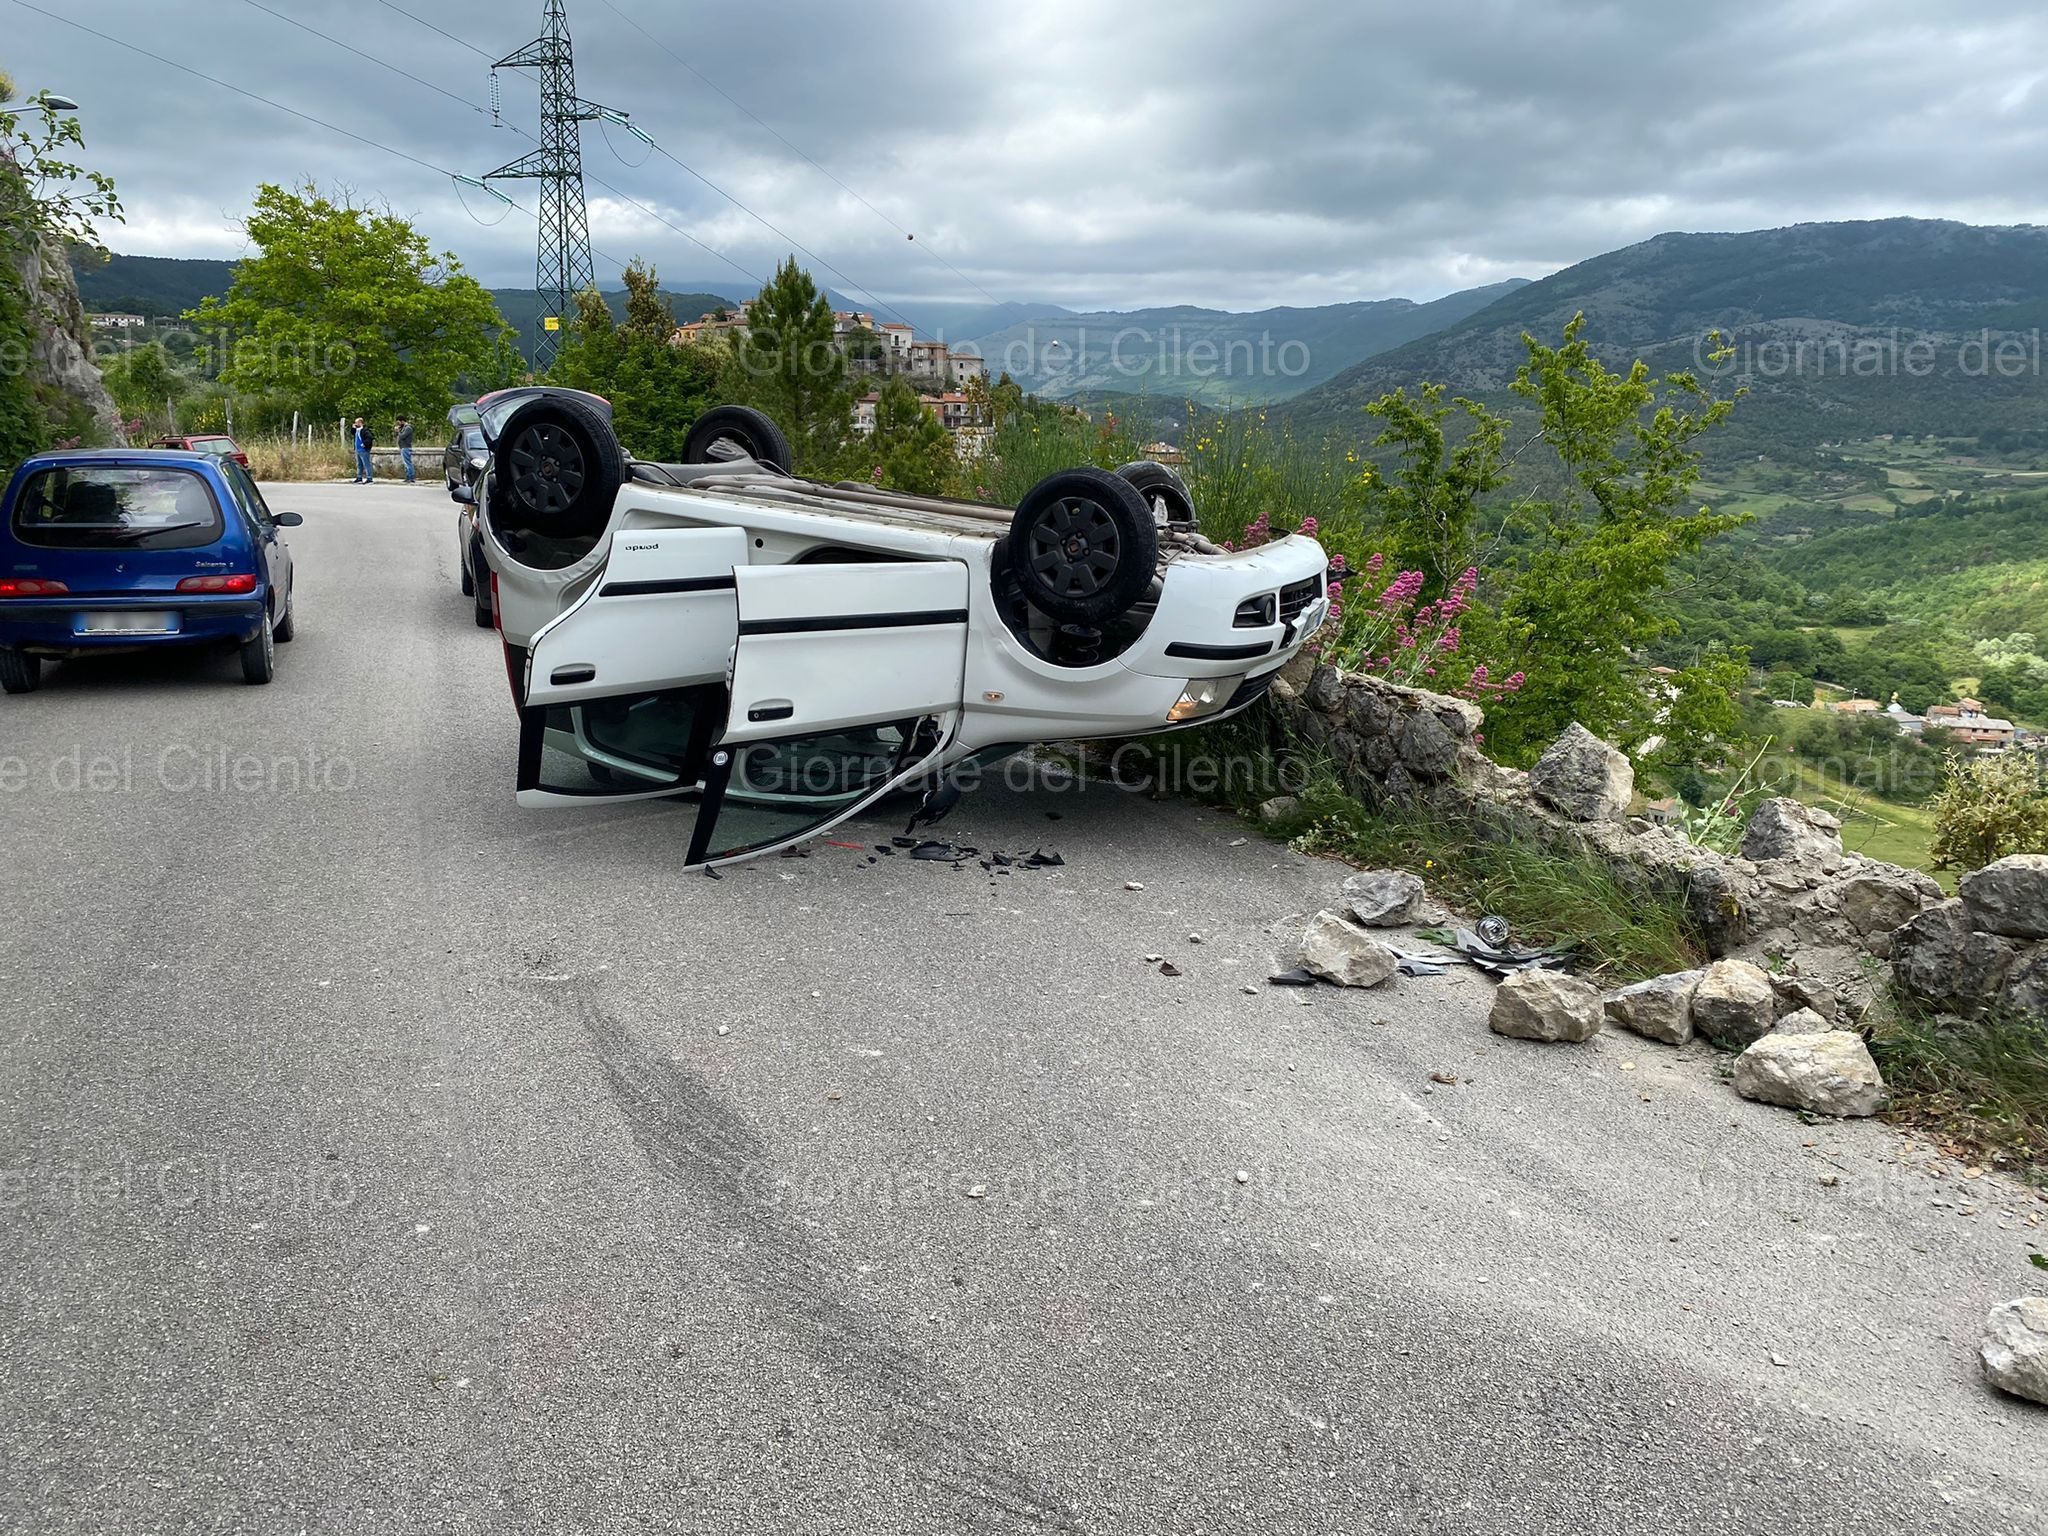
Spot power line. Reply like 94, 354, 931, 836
372, 0, 495, 61
1, 0, 631, 279
372, 0, 918, 329
592, 0, 1004, 309
235, 0, 493, 124
238, 0, 763, 296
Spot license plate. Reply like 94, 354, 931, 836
77, 611, 178, 636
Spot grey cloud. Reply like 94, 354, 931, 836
7, 0, 2047, 311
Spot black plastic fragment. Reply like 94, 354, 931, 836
1267, 967, 1319, 986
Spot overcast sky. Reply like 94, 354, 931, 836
8, 0, 2048, 313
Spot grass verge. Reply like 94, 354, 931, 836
1124, 721, 1704, 982
1867, 1001, 2048, 1185
242, 436, 354, 481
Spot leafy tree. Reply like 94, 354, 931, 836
1349, 382, 1508, 597
860, 378, 955, 496
1478, 318, 1748, 763
188, 182, 511, 424
99, 341, 186, 420
0, 73, 122, 467
1929, 752, 2048, 870
1643, 645, 1749, 776
734, 256, 852, 471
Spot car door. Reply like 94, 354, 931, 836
682, 561, 971, 866
221, 463, 290, 598
515, 526, 750, 805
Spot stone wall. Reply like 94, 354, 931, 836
1265, 654, 2010, 1023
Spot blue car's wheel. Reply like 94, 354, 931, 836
0, 647, 41, 695
240, 619, 276, 685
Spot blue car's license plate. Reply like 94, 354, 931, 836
75, 611, 179, 636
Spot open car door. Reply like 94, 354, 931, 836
515, 526, 747, 806
683, 561, 971, 867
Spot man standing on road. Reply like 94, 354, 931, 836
396, 415, 416, 484
351, 417, 374, 484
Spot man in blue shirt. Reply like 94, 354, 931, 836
352, 417, 374, 483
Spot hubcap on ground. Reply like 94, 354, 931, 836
1026, 496, 1120, 597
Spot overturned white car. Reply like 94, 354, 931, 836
465, 391, 1330, 867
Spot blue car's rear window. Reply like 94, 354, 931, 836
10, 465, 226, 551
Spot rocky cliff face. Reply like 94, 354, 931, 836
9, 233, 120, 444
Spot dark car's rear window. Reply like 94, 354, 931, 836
9, 465, 227, 551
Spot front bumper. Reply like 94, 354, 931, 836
0, 594, 267, 655
1119, 535, 1330, 680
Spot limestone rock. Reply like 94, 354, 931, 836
1257, 795, 1301, 826
1603, 970, 1702, 1045
1684, 863, 1751, 958
1891, 900, 2020, 1019
1529, 723, 1633, 823
1341, 869, 1426, 927
1771, 1007, 1834, 1036
1980, 1298, 2048, 1405
1836, 867, 1938, 937
1771, 972, 1840, 1023
1739, 798, 1844, 872
1298, 911, 1398, 988
1999, 945, 2048, 1023
1732, 1031, 1886, 1117
1960, 854, 2048, 941
1690, 959, 1778, 1048
1489, 970, 1604, 1042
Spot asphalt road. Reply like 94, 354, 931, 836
1, 480, 2043, 1535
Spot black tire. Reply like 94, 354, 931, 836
240, 619, 276, 685
273, 586, 296, 643
1116, 460, 1197, 526
0, 647, 41, 695
472, 548, 494, 629
496, 394, 625, 535
1006, 467, 1159, 626
682, 406, 793, 473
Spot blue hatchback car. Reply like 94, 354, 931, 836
0, 448, 301, 693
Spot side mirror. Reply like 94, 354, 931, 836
450, 483, 477, 506
272, 511, 304, 528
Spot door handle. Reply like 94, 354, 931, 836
550, 664, 597, 686
746, 701, 795, 723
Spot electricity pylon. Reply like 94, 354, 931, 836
484, 1, 635, 368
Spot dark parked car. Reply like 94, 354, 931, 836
444, 417, 487, 498
0, 449, 301, 692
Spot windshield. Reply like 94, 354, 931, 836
10, 465, 226, 551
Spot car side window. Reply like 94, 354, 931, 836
220, 463, 270, 537
233, 464, 277, 526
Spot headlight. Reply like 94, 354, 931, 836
1167, 675, 1243, 723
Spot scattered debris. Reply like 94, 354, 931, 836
1125, 881, 1145, 891
1234, 1169, 1250, 1185
716, 1026, 730, 1037
1257, 795, 1301, 825
964, 1184, 987, 1200
1417, 926, 1576, 977
1144, 953, 1164, 963
1475, 913, 1512, 948
1159, 962, 1182, 978
1429, 1071, 1460, 1086
1267, 968, 1319, 987
1242, 985, 1259, 995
